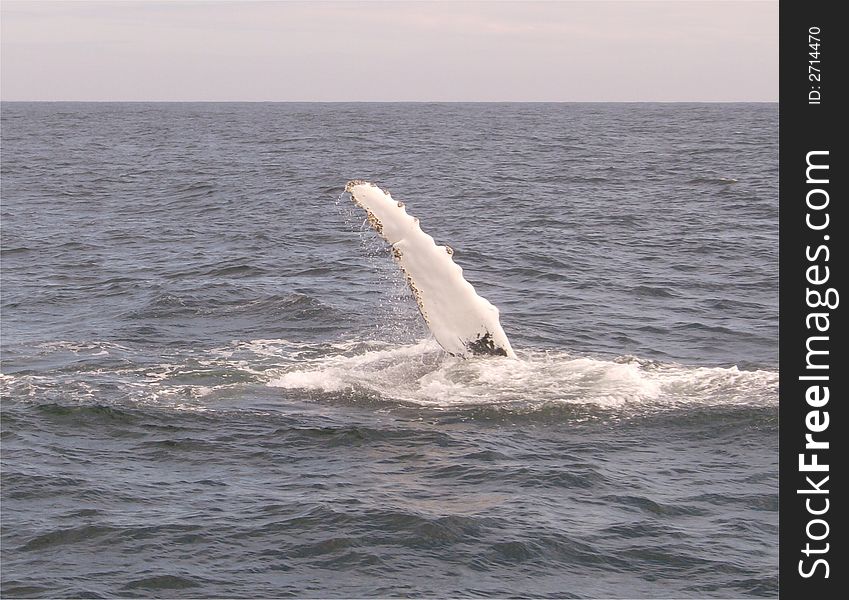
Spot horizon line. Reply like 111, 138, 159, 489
1, 99, 779, 104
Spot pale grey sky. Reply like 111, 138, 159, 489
1, 1, 778, 101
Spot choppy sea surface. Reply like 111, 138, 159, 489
1, 103, 777, 598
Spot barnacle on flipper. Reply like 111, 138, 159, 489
345, 179, 370, 193
366, 212, 383, 234
402, 271, 428, 324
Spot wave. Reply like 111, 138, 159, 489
686, 176, 739, 185
266, 339, 777, 411
122, 291, 333, 321
2, 337, 777, 417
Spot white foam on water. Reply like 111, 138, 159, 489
33, 340, 131, 355
4, 337, 777, 414
266, 340, 778, 410
269, 339, 441, 396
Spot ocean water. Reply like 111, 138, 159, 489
1, 103, 778, 598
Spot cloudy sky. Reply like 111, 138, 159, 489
1, 1, 778, 101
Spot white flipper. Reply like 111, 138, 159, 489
346, 180, 515, 359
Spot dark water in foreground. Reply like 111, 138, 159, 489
1, 103, 777, 598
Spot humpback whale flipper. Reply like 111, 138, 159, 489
346, 180, 516, 359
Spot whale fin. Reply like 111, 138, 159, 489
346, 180, 515, 359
